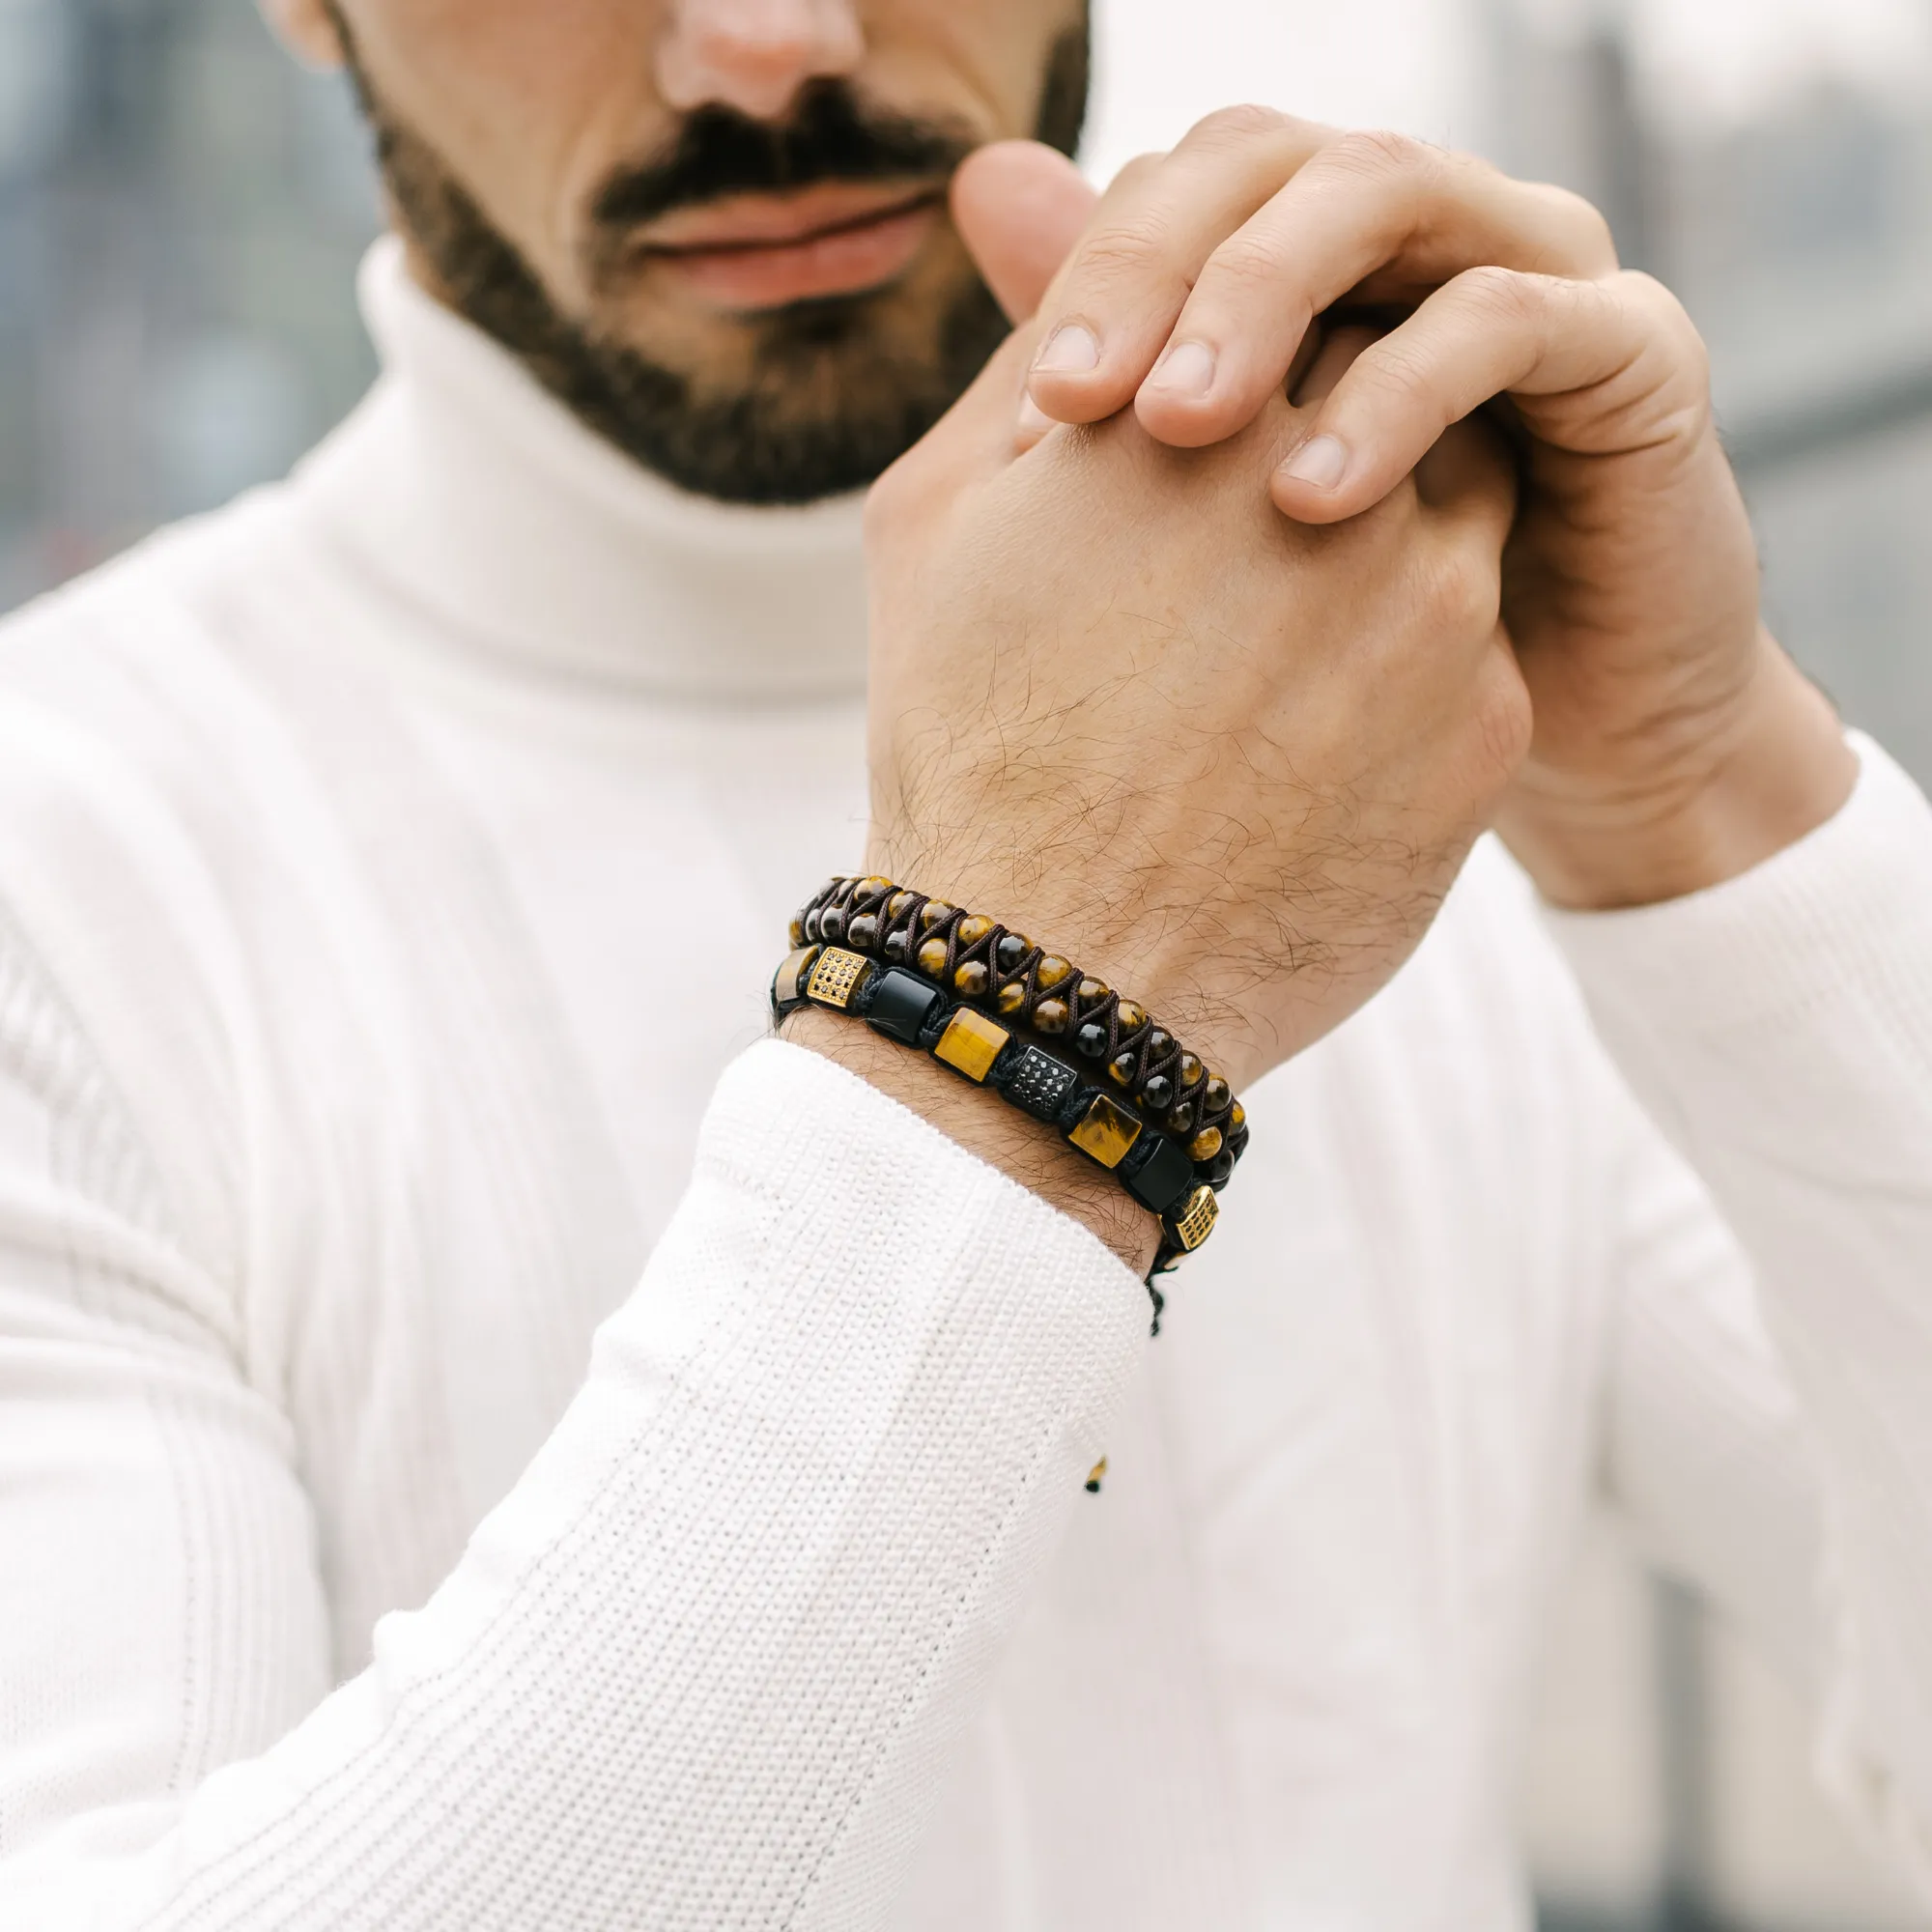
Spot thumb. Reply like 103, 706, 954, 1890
952, 140, 1098, 324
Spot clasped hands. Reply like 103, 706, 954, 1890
863, 112, 1856, 1101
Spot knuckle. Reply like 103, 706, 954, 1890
1067, 212, 1178, 288
1202, 228, 1293, 294
1454, 263, 1539, 326
1326, 127, 1436, 184
1183, 102, 1290, 152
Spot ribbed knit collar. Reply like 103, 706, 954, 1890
295, 237, 871, 705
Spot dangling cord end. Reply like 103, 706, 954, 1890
1085, 1456, 1109, 1494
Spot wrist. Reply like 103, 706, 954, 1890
780, 1007, 1163, 1276
1500, 635, 1858, 910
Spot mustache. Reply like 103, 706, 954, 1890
589, 79, 977, 236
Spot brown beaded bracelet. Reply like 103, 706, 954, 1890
772, 940, 1220, 1333
790, 875, 1248, 1191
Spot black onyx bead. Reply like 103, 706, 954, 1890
819, 907, 847, 942
996, 932, 1032, 973
953, 960, 990, 999
883, 928, 911, 964
1141, 1072, 1175, 1113
1202, 1075, 1232, 1116
1034, 998, 1070, 1036
846, 914, 880, 952
1205, 1151, 1236, 1188
804, 907, 823, 942
1074, 1021, 1109, 1059
1166, 1100, 1197, 1136
1108, 1050, 1138, 1087
1146, 1028, 1174, 1060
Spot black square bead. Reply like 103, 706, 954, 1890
867, 969, 947, 1044
1002, 1046, 1080, 1122
1123, 1133, 1195, 1217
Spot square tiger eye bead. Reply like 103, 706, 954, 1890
773, 945, 823, 1009
1067, 1094, 1144, 1170
934, 1008, 1010, 1084
806, 947, 871, 1010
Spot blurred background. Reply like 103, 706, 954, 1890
4, 1, 1930, 1925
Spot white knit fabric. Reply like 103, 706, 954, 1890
4, 238, 1932, 1928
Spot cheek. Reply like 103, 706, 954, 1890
862, 0, 1083, 141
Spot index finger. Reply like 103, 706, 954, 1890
1131, 130, 1618, 449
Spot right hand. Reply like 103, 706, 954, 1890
864, 269, 1529, 1094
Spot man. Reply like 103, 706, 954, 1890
3, 4, 1930, 1929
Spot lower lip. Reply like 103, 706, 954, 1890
647, 201, 941, 312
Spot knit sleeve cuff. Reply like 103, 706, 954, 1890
1540, 732, 1932, 1044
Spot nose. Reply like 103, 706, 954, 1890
657, 0, 866, 122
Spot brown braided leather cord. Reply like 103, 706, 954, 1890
791, 875, 1248, 1188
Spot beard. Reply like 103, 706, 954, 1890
330, 16, 1091, 507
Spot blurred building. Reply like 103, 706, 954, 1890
0, 0, 378, 609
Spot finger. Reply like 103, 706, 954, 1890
1135, 131, 1619, 450
952, 140, 1099, 325
1269, 267, 1654, 526
1025, 107, 1341, 427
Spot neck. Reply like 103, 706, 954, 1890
295, 237, 872, 706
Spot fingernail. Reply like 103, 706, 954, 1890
1035, 323, 1101, 374
1147, 339, 1216, 399
1017, 393, 1053, 440
1282, 434, 1349, 491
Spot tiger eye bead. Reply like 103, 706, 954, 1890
995, 932, 1032, 973
918, 901, 955, 933
1108, 1050, 1139, 1087
887, 891, 917, 922
1177, 1053, 1205, 1091
883, 928, 912, 965
953, 960, 990, 999
1188, 1126, 1225, 1163
788, 918, 809, 949
819, 907, 847, 942
1115, 1001, 1148, 1036
1202, 1075, 1232, 1116
956, 914, 995, 949
1074, 1021, 1109, 1059
917, 936, 950, 980
1205, 1151, 1236, 1188
1141, 1072, 1175, 1113
1145, 1028, 1174, 1061
857, 875, 893, 901
1035, 955, 1074, 990
1166, 1100, 1198, 1137
996, 981, 1028, 1017
1230, 1101, 1246, 1132
1034, 998, 1070, 1035
1076, 978, 1110, 1007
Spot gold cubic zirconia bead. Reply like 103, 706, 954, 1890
933, 1008, 1010, 1084
806, 947, 871, 1010
1172, 1184, 1220, 1252
1068, 1094, 1144, 1170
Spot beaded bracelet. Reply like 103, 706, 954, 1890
774, 941, 1221, 1334
789, 875, 1248, 1189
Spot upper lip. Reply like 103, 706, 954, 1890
634, 181, 945, 256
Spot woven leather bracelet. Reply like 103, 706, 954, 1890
789, 875, 1248, 1188
774, 940, 1221, 1334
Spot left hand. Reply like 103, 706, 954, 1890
952, 124, 1857, 908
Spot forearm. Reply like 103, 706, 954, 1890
7, 1041, 1149, 1930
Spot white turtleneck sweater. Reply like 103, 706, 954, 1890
6, 239, 1932, 1930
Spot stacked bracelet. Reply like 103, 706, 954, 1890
789, 875, 1248, 1188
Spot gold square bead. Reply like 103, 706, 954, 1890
1068, 1094, 1144, 1170
933, 1008, 1010, 1084
1171, 1183, 1220, 1252
774, 945, 823, 1008
806, 946, 870, 1010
